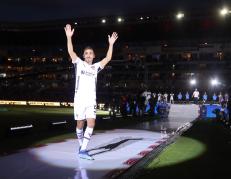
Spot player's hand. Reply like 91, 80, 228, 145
64, 24, 75, 37
108, 32, 118, 45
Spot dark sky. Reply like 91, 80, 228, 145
0, 0, 228, 22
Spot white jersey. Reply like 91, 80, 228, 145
193, 91, 199, 98
142, 90, 151, 105
170, 94, 174, 100
157, 93, 161, 101
73, 57, 103, 105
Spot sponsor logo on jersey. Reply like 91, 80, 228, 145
81, 70, 95, 77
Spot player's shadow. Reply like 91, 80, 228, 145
88, 138, 143, 156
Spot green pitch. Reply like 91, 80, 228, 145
147, 136, 206, 169
0, 106, 109, 119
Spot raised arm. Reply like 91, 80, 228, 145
64, 24, 79, 63
100, 32, 118, 68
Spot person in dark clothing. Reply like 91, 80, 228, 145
120, 95, 127, 117
227, 96, 231, 122
149, 95, 157, 116
137, 94, 145, 117
109, 97, 116, 117
129, 95, 137, 117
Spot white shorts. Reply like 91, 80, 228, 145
74, 104, 96, 120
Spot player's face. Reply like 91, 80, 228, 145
83, 49, 95, 64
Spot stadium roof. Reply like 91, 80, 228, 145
0, 0, 229, 22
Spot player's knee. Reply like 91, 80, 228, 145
77, 120, 84, 128
87, 119, 95, 128
88, 122, 95, 128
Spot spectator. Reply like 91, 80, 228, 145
185, 92, 190, 103
212, 93, 217, 103
203, 92, 208, 104
149, 94, 157, 116
177, 92, 183, 102
218, 92, 223, 104
224, 93, 229, 103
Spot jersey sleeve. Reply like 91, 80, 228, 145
72, 56, 83, 65
94, 62, 104, 73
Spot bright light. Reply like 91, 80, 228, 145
190, 79, 197, 85
101, 19, 106, 23
0, 73, 6, 78
74, 22, 77, 25
140, 17, 144, 20
117, 17, 123, 23
220, 7, 229, 16
52, 121, 67, 125
211, 78, 220, 86
176, 12, 184, 20
10, 125, 33, 131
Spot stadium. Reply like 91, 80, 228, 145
0, 0, 231, 178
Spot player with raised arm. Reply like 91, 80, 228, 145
64, 24, 118, 160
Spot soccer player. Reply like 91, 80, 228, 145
157, 92, 162, 102
64, 24, 118, 160
164, 92, 168, 103
192, 88, 200, 104
170, 92, 174, 104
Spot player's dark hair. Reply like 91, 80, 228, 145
83, 46, 94, 53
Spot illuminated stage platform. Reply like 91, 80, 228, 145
0, 104, 199, 179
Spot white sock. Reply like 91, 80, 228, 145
76, 128, 83, 146
80, 127, 93, 151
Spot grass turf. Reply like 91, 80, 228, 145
140, 120, 231, 179
0, 106, 109, 117
147, 136, 206, 169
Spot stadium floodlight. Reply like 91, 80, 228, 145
101, 19, 106, 24
220, 7, 229, 16
176, 12, 184, 20
211, 78, 220, 86
74, 22, 78, 25
190, 79, 197, 85
140, 16, 144, 20
117, 17, 123, 23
